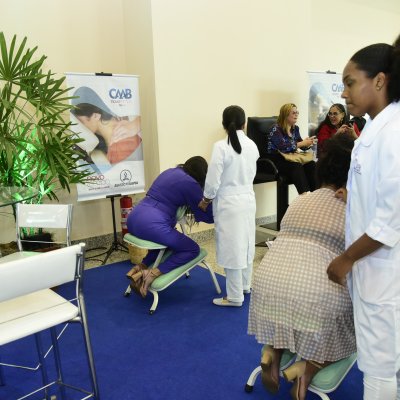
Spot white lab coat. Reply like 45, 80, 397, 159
204, 130, 259, 269
346, 102, 400, 378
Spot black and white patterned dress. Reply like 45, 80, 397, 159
248, 188, 356, 362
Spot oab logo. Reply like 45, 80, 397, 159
109, 88, 132, 99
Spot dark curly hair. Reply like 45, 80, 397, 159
178, 156, 208, 188
316, 103, 350, 134
315, 134, 355, 189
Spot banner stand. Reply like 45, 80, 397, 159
86, 194, 128, 265
307, 70, 344, 137
66, 71, 145, 264
89, 73, 128, 264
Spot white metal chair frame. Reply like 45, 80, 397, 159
16, 203, 73, 250
0, 244, 99, 400
0, 203, 74, 375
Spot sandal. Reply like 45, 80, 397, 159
283, 360, 323, 400
126, 263, 147, 280
139, 268, 162, 298
260, 345, 280, 394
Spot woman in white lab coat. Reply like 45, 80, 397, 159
199, 105, 259, 307
327, 34, 400, 399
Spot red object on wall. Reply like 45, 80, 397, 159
120, 196, 133, 235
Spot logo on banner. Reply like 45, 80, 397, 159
120, 169, 132, 183
331, 83, 344, 93
109, 88, 132, 99
109, 88, 133, 106
115, 169, 138, 188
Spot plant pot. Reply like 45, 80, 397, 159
0, 241, 18, 256
22, 232, 58, 252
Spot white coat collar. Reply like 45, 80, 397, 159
358, 102, 400, 147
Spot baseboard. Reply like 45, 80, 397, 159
256, 214, 276, 226
72, 228, 216, 250
256, 214, 279, 241
73, 214, 276, 250
72, 232, 119, 250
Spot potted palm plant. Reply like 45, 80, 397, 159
0, 32, 90, 248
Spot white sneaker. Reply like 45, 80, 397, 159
266, 240, 274, 249
213, 297, 242, 307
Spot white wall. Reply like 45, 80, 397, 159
1, 0, 399, 242
149, 0, 400, 218
0, 0, 129, 242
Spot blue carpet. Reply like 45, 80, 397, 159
1, 260, 363, 399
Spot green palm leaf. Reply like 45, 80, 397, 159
0, 33, 90, 208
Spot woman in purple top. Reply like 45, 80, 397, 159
126, 156, 214, 297
267, 103, 316, 194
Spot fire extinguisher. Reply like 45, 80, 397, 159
120, 195, 133, 236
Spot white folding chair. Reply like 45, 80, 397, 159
0, 244, 100, 400
0, 203, 73, 263
0, 204, 73, 375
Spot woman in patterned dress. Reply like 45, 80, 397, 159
248, 135, 356, 400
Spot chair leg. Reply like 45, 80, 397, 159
79, 301, 100, 399
149, 289, 159, 315
201, 260, 222, 294
276, 181, 289, 231
124, 284, 132, 297
50, 327, 66, 400
0, 355, 5, 386
244, 366, 262, 392
152, 249, 166, 269
35, 333, 51, 400
308, 387, 330, 400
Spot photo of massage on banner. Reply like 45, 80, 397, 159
66, 73, 145, 201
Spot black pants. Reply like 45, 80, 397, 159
267, 154, 316, 194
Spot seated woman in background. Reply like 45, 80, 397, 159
126, 156, 214, 298
267, 103, 316, 194
316, 103, 360, 158
248, 135, 356, 400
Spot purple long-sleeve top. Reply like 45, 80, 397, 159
139, 167, 213, 224
127, 166, 213, 273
